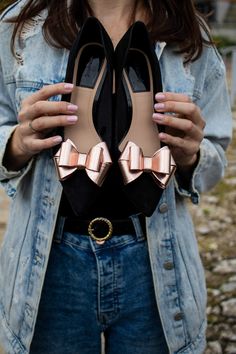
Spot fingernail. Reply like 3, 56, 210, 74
67, 104, 78, 112
53, 136, 63, 143
64, 83, 74, 90
159, 133, 166, 140
154, 103, 165, 110
153, 113, 163, 120
155, 93, 165, 100
67, 115, 78, 122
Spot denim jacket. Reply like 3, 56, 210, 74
0, 1, 232, 353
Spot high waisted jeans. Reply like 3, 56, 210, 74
30, 215, 169, 354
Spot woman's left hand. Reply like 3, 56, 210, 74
153, 92, 206, 170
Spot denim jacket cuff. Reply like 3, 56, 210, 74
0, 125, 34, 197
174, 146, 206, 205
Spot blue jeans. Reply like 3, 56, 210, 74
30, 215, 169, 354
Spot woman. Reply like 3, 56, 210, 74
0, 0, 232, 353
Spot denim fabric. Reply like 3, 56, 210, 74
30, 216, 169, 354
0, 1, 233, 354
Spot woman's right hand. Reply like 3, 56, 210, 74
4, 82, 78, 171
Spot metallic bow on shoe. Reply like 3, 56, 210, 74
118, 141, 176, 188
54, 139, 112, 186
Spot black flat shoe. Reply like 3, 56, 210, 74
115, 21, 176, 216
54, 17, 114, 216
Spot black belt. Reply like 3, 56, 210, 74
63, 214, 146, 243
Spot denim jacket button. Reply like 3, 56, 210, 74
163, 261, 174, 270
159, 203, 168, 213
174, 312, 184, 321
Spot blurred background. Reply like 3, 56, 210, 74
0, 0, 236, 353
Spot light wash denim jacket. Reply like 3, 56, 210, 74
0, 1, 233, 353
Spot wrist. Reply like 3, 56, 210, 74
3, 127, 33, 171
177, 153, 198, 172
175, 152, 199, 190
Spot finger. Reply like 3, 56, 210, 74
24, 135, 63, 155
27, 114, 78, 133
18, 100, 78, 122
155, 92, 191, 103
22, 82, 74, 107
159, 132, 200, 154
154, 100, 204, 125
153, 113, 203, 139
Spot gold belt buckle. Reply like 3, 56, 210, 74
88, 217, 113, 244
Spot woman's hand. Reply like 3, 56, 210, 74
4, 82, 78, 171
153, 92, 205, 171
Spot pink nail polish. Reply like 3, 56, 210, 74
67, 115, 78, 122
67, 104, 78, 112
159, 133, 166, 140
64, 83, 74, 90
155, 93, 165, 100
155, 103, 165, 110
153, 113, 163, 120
53, 136, 63, 143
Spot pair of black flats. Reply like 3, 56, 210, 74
54, 17, 176, 217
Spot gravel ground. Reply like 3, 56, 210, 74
189, 108, 236, 354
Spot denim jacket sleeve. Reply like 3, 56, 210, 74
175, 45, 233, 204
0, 1, 36, 197
0, 59, 34, 197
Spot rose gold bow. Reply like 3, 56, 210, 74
118, 141, 176, 188
54, 139, 112, 186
